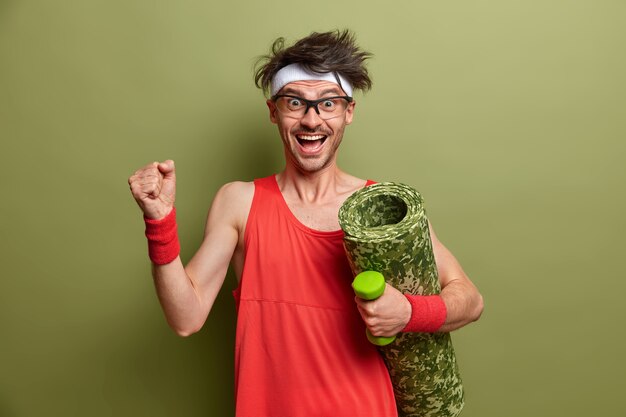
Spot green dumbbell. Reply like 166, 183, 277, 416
352, 270, 396, 346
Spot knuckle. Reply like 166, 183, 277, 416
365, 317, 378, 327
370, 328, 384, 337
140, 176, 157, 186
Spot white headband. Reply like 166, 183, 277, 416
270, 63, 353, 97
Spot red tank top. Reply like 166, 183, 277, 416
232, 175, 397, 417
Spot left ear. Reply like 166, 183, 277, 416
345, 100, 356, 125
267, 99, 278, 124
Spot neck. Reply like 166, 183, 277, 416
278, 162, 344, 204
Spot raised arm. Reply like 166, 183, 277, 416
128, 160, 252, 336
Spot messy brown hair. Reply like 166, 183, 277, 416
254, 29, 373, 96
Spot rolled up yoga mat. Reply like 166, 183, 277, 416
338, 182, 464, 417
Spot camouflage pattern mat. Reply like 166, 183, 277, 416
339, 182, 464, 417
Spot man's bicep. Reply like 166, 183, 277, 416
428, 220, 471, 288
185, 183, 248, 302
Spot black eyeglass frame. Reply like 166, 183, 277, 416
271, 94, 354, 118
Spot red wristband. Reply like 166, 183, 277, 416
144, 207, 180, 265
402, 294, 447, 333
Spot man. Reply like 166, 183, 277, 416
128, 30, 483, 417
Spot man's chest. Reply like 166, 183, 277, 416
288, 203, 342, 231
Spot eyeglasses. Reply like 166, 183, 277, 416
272, 94, 353, 120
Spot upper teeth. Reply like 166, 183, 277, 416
298, 135, 325, 141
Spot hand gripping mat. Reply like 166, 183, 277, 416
338, 182, 464, 417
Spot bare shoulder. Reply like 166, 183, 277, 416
206, 181, 255, 232
215, 181, 255, 203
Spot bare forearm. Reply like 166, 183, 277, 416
151, 257, 207, 337
439, 280, 483, 333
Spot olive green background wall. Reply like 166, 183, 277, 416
1, 1, 624, 416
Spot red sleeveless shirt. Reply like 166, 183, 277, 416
232, 175, 397, 417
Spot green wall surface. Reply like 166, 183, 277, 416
1, 1, 624, 416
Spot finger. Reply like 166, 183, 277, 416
355, 299, 376, 318
158, 159, 175, 175
354, 297, 371, 313
363, 315, 380, 330
138, 170, 162, 183
369, 327, 392, 337
132, 169, 159, 184
130, 167, 163, 191
140, 180, 161, 198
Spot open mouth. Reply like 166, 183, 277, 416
295, 134, 327, 152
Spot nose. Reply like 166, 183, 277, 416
300, 106, 324, 128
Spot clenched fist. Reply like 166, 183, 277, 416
128, 160, 176, 220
